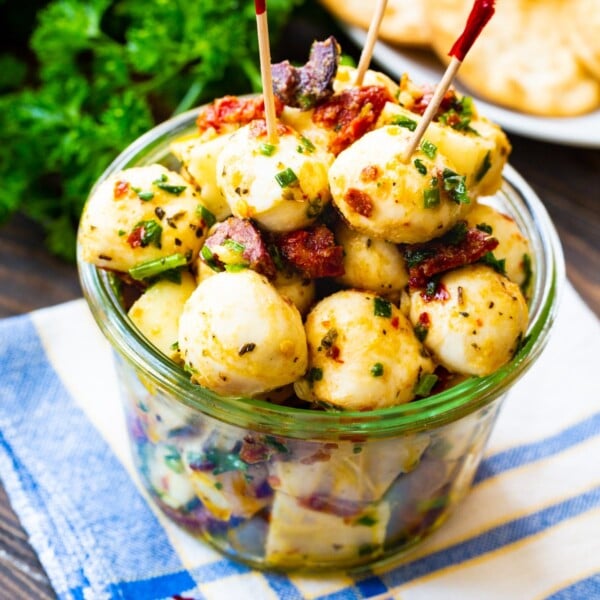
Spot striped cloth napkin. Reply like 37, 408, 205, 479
1, 280, 599, 600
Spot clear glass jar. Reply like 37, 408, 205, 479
77, 108, 564, 572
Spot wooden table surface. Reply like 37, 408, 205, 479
1, 20, 599, 600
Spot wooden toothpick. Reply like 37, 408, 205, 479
354, 0, 389, 86
255, 0, 278, 144
401, 0, 495, 162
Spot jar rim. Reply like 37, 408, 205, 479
77, 106, 565, 439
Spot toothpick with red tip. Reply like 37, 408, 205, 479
401, 0, 495, 162
255, 0, 279, 144
354, 0, 389, 86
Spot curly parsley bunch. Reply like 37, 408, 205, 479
0, 0, 303, 260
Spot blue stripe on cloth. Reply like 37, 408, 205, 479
189, 558, 250, 582
378, 485, 600, 589
0, 314, 195, 599
264, 572, 304, 599
475, 412, 600, 483
545, 572, 600, 599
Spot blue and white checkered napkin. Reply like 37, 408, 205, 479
1, 280, 599, 600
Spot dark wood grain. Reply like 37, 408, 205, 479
0, 16, 599, 599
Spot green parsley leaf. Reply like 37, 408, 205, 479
373, 297, 392, 318
420, 139, 437, 159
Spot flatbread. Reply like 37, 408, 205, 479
568, 0, 600, 79
318, 0, 431, 47
424, 0, 600, 117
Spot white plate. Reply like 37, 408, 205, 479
343, 25, 600, 148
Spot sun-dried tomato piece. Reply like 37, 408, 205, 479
313, 86, 394, 155
276, 225, 345, 278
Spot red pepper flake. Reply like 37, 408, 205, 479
360, 165, 381, 183
327, 345, 343, 363
344, 188, 374, 218
114, 180, 130, 199
390, 316, 400, 329
419, 312, 431, 327
127, 225, 144, 248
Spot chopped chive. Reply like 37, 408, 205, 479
259, 142, 276, 156
391, 115, 417, 131
370, 362, 384, 377
420, 139, 437, 158
128, 252, 187, 280
200, 245, 222, 272
475, 151, 492, 182
424, 186, 440, 208
520, 253, 532, 295
442, 168, 469, 204
196, 205, 216, 228
414, 373, 439, 397
224, 262, 248, 272
132, 187, 155, 201
223, 238, 245, 253
275, 167, 299, 188
373, 297, 392, 318
307, 367, 323, 383
355, 514, 377, 526
299, 136, 315, 152
414, 158, 427, 175
155, 182, 187, 195
480, 251, 506, 276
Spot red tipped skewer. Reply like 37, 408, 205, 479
255, 0, 279, 144
401, 0, 495, 162
354, 0, 389, 86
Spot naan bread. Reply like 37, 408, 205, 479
424, 0, 600, 116
318, 0, 431, 47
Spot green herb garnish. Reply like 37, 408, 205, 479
391, 115, 417, 131
370, 362, 384, 377
200, 245, 222, 272
476, 222, 493, 234
475, 151, 492, 182
259, 143, 276, 156
197, 205, 216, 228
414, 158, 427, 175
373, 297, 392, 318
275, 167, 299, 188
424, 185, 440, 208
420, 139, 437, 158
442, 168, 469, 204
414, 373, 439, 397
480, 251, 506, 276
128, 252, 187, 280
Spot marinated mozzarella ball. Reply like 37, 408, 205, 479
171, 133, 233, 220
378, 103, 510, 196
333, 64, 400, 99
334, 221, 409, 302
217, 123, 332, 232
128, 271, 197, 360
272, 269, 316, 316
79, 164, 207, 273
409, 265, 529, 377
178, 270, 308, 396
466, 202, 532, 289
329, 125, 472, 244
296, 290, 434, 411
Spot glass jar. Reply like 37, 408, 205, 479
77, 107, 564, 573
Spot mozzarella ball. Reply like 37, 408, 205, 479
334, 221, 409, 302
272, 269, 316, 316
296, 290, 434, 411
217, 123, 332, 232
79, 164, 207, 273
409, 265, 529, 376
466, 202, 532, 289
334, 64, 400, 99
128, 271, 197, 360
378, 103, 510, 195
171, 133, 233, 221
329, 125, 472, 244
178, 270, 308, 395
